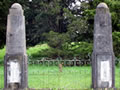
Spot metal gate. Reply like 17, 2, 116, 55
28, 58, 92, 89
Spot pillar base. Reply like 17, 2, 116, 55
4, 54, 28, 89
93, 88, 116, 90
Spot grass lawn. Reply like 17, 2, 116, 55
0, 65, 120, 89
28, 65, 92, 89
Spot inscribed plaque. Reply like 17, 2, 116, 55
100, 60, 110, 82
8, 60, 21, 83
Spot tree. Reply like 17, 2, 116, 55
24, 0, 92, 46
44, 31, 70, 49
0, 1, 9, 48
43, 31, 72, 58
24, 0, 69, 46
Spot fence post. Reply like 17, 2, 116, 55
74, 57, 76, 66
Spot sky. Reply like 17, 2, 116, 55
71, 0, 89, 9
70, 0, 81, 10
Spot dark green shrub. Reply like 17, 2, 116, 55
27, 44, 50, 60
46, 48, 74, 59
112, 32, 120, 58
43, 31, 70, 49
68, 42, 93, 59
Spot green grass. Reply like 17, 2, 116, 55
0, 47, 6, 61
28, 65, 91, 89
0, 66, 120, 89
0, 66, 4, 89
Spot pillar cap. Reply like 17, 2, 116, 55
9, 3, 23, 15
11, 3, 22, 10
97, 2, 108, 9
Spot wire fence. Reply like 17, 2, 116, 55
0, 57, 120, 89
28, 58, 91, 89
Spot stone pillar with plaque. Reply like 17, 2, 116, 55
4, 3, 28, 90
92, 3, 115, 89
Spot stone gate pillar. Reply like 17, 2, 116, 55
4, 3, 28, 90
92, 3, 115, 89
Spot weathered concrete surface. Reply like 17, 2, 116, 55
93, 88, 117, 90
92, 3, 115, 88
6, 3, 26, 55
4, 3, 28, 90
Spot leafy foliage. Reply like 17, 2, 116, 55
27, 44, 50, 59
27, 42, 92, 59
43, 31, 70, 49
112, 32, 120, 57
25, 0, 68, 46
68, 42, 92, 59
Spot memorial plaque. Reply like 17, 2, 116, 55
7, 60, 21, 83
97, 55, 112, 85
100, 60, 110, 82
